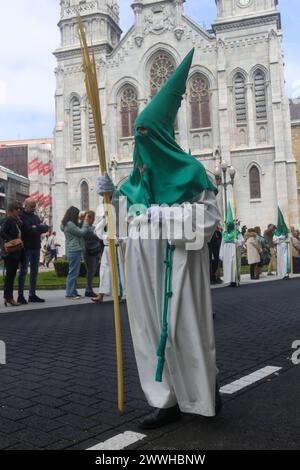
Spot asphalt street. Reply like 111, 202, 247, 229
0, 278, 299, 450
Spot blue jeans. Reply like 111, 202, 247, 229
18, 249, 40, 297
66, 251, 82, 297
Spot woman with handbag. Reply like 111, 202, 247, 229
0, 201, 24, 307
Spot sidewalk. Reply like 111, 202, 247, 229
0, 290, 112, 315
1, 272, 299, 315
211, 272, 300, 289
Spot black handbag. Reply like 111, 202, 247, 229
85, 235, 104, 256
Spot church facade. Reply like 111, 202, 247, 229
53, 0, 298, 246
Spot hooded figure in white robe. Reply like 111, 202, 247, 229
96, 50, 222, 428
220, 204, 244, 286
94, 217, 126, 299
273, 208, 291, 279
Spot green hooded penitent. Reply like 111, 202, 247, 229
223, 203, 238, 243
120, 49, 216, 207
275, 207, 289, 237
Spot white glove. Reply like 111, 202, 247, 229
96, 172, 115, 195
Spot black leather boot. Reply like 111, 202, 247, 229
139, 405, 181, 430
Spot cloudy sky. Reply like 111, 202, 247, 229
0, 0, 299, 141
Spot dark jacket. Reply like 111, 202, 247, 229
19, 210, 49, 250
83, 226, 104, 257
0, 216, 23, 260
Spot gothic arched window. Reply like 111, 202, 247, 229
80, 181, 89, 211
150, 52, 176, 98
189, 73, 211, 129
120, 86, 139, 138
71, 97, 81, 143
254, 70, 267, 121
249, 165, 261, 199
234, 73, 247, 123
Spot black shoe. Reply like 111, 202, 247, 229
28, 295, 45, 303
85, 291, 97, 298
138, 405, 181, 430
216, 278, 223, 284
17, 295, 28, 305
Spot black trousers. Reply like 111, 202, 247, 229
209, 243, 220, 281
250, 263, 258, 279
4, 256, 20, 300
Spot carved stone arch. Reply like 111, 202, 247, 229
188, 71, 211, 129
232, 69, 248, 123
250, 66, 268, 121
243, 161, 265, 178
146, 49, 178, 98
109, 77, 141, 104
189, 65, 216, 90
142, 43, 180, 74
142, 44, 179, 98
79, 179, 90, 211
248, 164, 262, 200
118, 84, 139, 138
65, 92, 82, 112
229, 67, 248, 84
77, 177, 91, 192
249, 64, 269, 83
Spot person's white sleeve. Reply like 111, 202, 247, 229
219, 238, 224, 262
166, 190, 221, 249
95, 217, 107, 241
236, 233, 244, 247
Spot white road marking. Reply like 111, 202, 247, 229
220, 366, 282, 395
87, 431, 146, 451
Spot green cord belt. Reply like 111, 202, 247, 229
155, 241, 175, 383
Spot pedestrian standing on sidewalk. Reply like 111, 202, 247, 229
264, 224, 276, 276
61, 206, 89, 299
18, 198, 49, 304
245, 228, 262, 280
46, 231, 60, 268
208, 227, 223, 285
83, 211, 103, 297
291, 227, 300, 274
0, 201, 24, 307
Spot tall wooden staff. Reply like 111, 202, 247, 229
77, 14, 124, 412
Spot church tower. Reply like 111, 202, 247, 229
215, 0, 279, 21
53, 0, 122, 248
212, 0, 298, 225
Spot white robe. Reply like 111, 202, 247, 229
274, 235, 290, 278
125, 190, 221, 416
95, 218, 126, 297
220, 234, 244, 286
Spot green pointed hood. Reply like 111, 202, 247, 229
275, 207, 289, 237
120, 49, 216, 208
223, 203, 238, 243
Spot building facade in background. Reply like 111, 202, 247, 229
0, 139, 53, 226
0, 166, 30, 218
53, 0, 298, 247
290, 100, 300, 222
